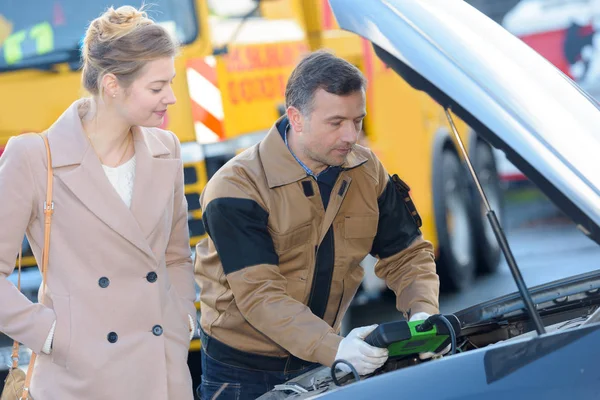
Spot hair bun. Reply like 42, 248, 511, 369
96, 5, 152, 41
81, 4, 177, 97
106, 5, 147, 26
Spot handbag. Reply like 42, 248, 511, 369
1, 133, 54, 400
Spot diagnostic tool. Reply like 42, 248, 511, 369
364, 314, 461, 357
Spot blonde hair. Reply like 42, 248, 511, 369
81, 5, 178, 96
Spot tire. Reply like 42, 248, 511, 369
470, 139, 503, 274
433, 148, 476, 292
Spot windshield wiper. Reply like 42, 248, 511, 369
444, 108, 547, 336
0, 47, 81, 73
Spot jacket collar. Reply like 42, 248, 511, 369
259, 116, 368, 189
47, 98, 171, 168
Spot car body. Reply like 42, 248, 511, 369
257, 0, 600, 398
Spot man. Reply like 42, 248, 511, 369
194, 50, 442, 400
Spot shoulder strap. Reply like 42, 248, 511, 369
39, 133, 53, 298
18, 133, 54, 399
10, 250, 22, 369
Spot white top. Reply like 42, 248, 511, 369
102, 156, 137, 208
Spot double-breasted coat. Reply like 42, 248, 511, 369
0, 99, 197, 399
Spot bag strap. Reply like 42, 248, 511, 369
16, 133, 53, 399
9, 249, 23, 370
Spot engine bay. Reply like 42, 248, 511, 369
257, 286, 600, 400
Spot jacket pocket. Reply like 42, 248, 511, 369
268, 223, 313, 281
344, 215, 378, 239
50, 294, 71, 368
342, 214, 379, 265
168, 285, 194, 348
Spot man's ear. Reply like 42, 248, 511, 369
286, 106, 304, 133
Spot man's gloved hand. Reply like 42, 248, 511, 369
334, 324, 389, 375
409, 312, 451, 360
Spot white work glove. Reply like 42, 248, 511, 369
334, 324, 389, 376
409, 312, 451, 360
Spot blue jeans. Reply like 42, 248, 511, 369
198, 349, 319, 400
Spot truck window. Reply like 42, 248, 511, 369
0, 0, 198, 71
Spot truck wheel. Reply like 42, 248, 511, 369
433, 148, 476, 292
470, 140, 503, 274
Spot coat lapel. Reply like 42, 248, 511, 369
56, 147, 156, 259
46, 99, 176, 261
129, 127, 179, 247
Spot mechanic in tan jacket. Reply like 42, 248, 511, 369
195, 50, 442, 400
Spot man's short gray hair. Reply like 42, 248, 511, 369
285, 50, 367, 116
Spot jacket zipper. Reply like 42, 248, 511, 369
307, 245, 319, 306
307, 176, 342, 320
307, 232, 336, 320
332, 279, 345, 329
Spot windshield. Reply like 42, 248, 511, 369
0, 0, 198, 71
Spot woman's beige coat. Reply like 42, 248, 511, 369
0, 99, 197, 399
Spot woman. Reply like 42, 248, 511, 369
0, 5, 196, 399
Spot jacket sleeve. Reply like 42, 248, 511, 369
370, 157, 440, 318
165, 133, 197, 324
201, 180, 342, 367
0, 135, 56, 353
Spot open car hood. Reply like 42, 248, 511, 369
329, 0, 600, 245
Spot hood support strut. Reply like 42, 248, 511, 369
444, 108, 546, 336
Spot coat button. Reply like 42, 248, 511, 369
152, 325, 163, 336
98, 277, 110, 288
146, 272, 158, 283
107, 332, 118, 343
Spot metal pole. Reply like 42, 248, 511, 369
444, 108, 546, 335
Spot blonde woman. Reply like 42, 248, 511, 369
0, 6, 196, 399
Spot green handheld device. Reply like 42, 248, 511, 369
364, 314, 461, 357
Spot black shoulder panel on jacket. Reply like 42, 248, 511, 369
370, 175, 422, 259
202, 197, 279, 274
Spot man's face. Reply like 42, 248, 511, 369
291, 88, 366, 170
